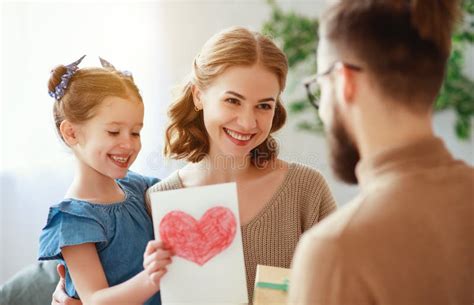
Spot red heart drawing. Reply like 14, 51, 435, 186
159, 206, 237, 266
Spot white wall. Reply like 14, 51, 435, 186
1, 0, 473, 284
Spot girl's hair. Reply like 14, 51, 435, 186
321, 0, 461, 110
165, 26, 288, 167
48, 66, 143, 144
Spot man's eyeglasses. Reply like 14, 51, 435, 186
303, 62, 363, 110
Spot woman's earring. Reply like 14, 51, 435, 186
194, 106, 200, 112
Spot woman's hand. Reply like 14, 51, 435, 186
51, 264, 82, 305
143, 240, 174, 288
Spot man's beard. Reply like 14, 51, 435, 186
326, 105, 360, 184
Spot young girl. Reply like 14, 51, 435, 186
38, 55, 172, 305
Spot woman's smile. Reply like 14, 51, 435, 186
223, 127, 256, 146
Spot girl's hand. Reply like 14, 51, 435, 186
143, 240, 173, 287
52, 264, 82, 305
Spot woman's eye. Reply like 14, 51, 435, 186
132, 132, 141, 137
258, 103, 272, 110
225, 98, 240, 105
107, 131, 120, 136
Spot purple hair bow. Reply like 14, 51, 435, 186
48, 55, 86, 100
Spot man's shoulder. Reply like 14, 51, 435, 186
303, 194, 366, 244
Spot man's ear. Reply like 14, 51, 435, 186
336, 64, 357, 107
59, 120, 79, 146
191, 85, 203, 110
342, 66, 356, 103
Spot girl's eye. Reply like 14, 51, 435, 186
108, 131, 119, 136
225, 98, 240, 105
258, 103, 273, 110
132, 132, 141, 137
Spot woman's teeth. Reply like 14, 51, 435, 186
225, 128, 252, 141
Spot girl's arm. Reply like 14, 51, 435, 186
52, 264, 83, 305
62, 241, 172, 305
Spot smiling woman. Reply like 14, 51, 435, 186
147, 26, 338, 303
193, 64, 281, 163
164, 27, 288, 168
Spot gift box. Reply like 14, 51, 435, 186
253, 265, 290, 305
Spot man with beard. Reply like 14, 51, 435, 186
289, 0, 473, 304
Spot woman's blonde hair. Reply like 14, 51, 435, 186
164, 26, 288, 166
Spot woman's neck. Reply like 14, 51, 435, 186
180, 153, 256, 187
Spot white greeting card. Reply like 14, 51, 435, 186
150, 182, 248, 305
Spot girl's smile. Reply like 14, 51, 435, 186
108, 153, 132, 168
